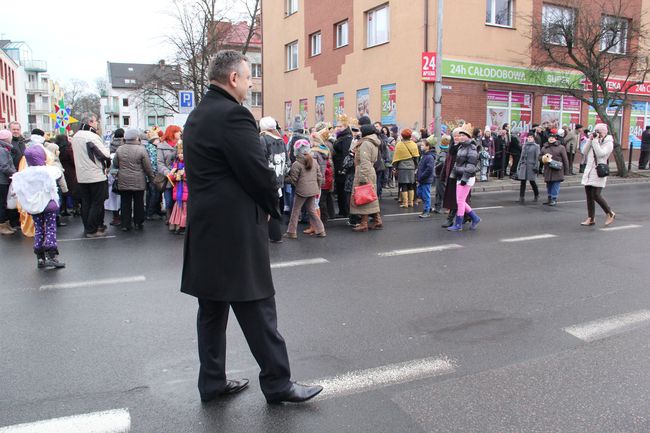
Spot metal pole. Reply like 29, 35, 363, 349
628, 141, 633, 172
434, 0, 443, 145
423, 0, 429, 129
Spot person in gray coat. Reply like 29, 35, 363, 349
113, 129, 155, 231
516, 132, 540, 203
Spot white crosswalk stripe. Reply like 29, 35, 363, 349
0, 409, 130, 433
563, 310, 650, 342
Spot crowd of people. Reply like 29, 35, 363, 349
0, 109, 619, 268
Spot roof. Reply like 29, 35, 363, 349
214, 21, 262, 50
108, 61, 182, 89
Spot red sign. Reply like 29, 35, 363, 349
582, 78, 650, 96
421, 52, 437, 82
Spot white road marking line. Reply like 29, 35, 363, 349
500, 234, 557, 243
271, 258, 329, 269
557, 199, 587, 204
0, 408, 130, 433
37, 276, 147, 291
315, 356, 456, 400
563, 310, 650, 342
59, 236, 117, 242
383, 212, 421, 217
378, 244, 463, 257
599, 224, 642, 232
473, 206, 504, 210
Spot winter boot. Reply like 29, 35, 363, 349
446, 215, 464, 231
543, 196, 552, 205
419, 210, 431, 218
303, 209, 320, 234
44, 250, 65, 269
441, 210, 456, 228
36, 251, 46, 269
467, 211, 481, 230
548, 199, 557, 206
408, 190, 415, 207
369, 213, 383, 230
399, 192, 408, 208
352, 215, 369, 232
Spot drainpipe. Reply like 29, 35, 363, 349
433, 0, 444, 145
423, 0, 429, 130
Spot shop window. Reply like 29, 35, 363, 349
486, 0, 513, 27
601, 15, 628, 54
588, 99, 623, 137
486, 90, 532, 132
542, 4, 574, 46
310, 32, 322, 57
629, 102, 650, 148
336, 20, 349, 48
367, 4, 390, 47
286, 41, 298, 71
541, 95, 581, 130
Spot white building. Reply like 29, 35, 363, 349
100, 61, 180, 133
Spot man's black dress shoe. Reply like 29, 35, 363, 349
266, 382, 323, 404
200, 378, 249, 402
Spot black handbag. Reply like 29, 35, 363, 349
592, 147, 609, 178
579, 162, 586, 173
111, 176, 121, 195
548, 159, 563, 171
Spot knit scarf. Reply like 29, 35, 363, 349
392, 140, 420, 164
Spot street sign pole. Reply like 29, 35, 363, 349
434, 0, 444, 144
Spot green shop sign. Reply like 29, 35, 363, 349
441, 59, 583, 89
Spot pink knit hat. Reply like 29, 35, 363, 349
0, 129, 11, 142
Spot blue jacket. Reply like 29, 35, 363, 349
417, 150, 436, 184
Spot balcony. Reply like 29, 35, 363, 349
26, 83, 49, 93
24, 60, 47, 72
104, 104, 120, 115
28, 102, 51, 114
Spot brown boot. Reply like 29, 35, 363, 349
369, 213, 383, 230
303, 209, 320, 234
399, 192, 408, 208
408, 190, 415, 207
352, 215, 369, 232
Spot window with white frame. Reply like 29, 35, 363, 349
252, 63, 262, 78
286, 0, 298, 16
310, 32, 322, 56
542, 4, 574, 46
601, 15, 628, 54
286, 41, 298, 71
486, 0, 513, 27
367, 4, 390, 47
336, 20, 349, 48
251, 92, 262, 107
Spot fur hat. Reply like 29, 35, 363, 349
594, 123, 608, 135
453, 123, 473, 138
259, 116, 277, 131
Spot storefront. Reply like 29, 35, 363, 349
540, 95, 581, 130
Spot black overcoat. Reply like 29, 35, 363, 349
181, 85, 281, 301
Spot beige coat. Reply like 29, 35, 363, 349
581, 134, 613, 188
349, 134, 380, 215
289, 155, 322, 197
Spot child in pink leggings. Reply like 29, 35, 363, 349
448, 126, 481, 231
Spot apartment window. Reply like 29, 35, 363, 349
486, 0, 513, 27
367, 4, 390, 47
601, 15, 628, 54
252, 63, 262, 78
286, 0, 298, 16
251, 91, 262, 107
286, 41, 299, 71
542, 4, 574, 46
123, 116, 130, 126
122, 98, 129, 107
148, 116, 156, 126
310, 31, 322, 56
336, 20, 349, 48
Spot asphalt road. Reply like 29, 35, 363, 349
1, 182, 649, 432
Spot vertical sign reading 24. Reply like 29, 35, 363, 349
421, 52, 437, 82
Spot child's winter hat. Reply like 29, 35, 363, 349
294, 138, 311, 155
0, 129, 11, 142
25, 144, 47, 167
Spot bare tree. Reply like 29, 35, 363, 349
239, 0, 261, 55
64, 79, 89, 110
527, 0, 650, 176
64, 79, 100, 122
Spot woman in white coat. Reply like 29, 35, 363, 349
580, 123, 616, 226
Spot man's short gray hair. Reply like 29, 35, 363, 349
8, 121, 21, 128
208, 50, 249, 84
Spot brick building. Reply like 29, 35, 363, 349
262, 0, 650, 148
0, 48, 20, 129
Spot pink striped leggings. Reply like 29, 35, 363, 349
456, 183, 473, 217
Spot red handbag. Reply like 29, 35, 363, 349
353, 183, 377, 206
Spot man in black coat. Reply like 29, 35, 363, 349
639, 126, 650, 169
181, 50, 322, 404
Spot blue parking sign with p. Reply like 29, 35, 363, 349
179, 91, 195, 114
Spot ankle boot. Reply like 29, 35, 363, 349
442, 210, 456, 228
353, 215, 369, 232
303, 209, 320, 234
467, 211, 481, 230
369, 213, 383, 230
543, 196, 552, 205
165, 209, 172, 225
44, 250, 65, 269
408, 190, 415, 207
447, 215, 464, 231
399, 192, 408, 208
36, 251, 46, 268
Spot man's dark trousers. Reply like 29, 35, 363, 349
335, 176, 348, 216
197, 296, 292, 399
79, 181, 107, 234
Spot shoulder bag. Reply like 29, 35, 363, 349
353, 183, 378, 206
592, 147, 609, 178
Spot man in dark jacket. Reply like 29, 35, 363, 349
333, 115, 353, 216
639, 126, 650, 169
181, 50, 322, 405
259, 116, 289, 242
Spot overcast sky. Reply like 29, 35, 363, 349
1, 0, 249, 92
